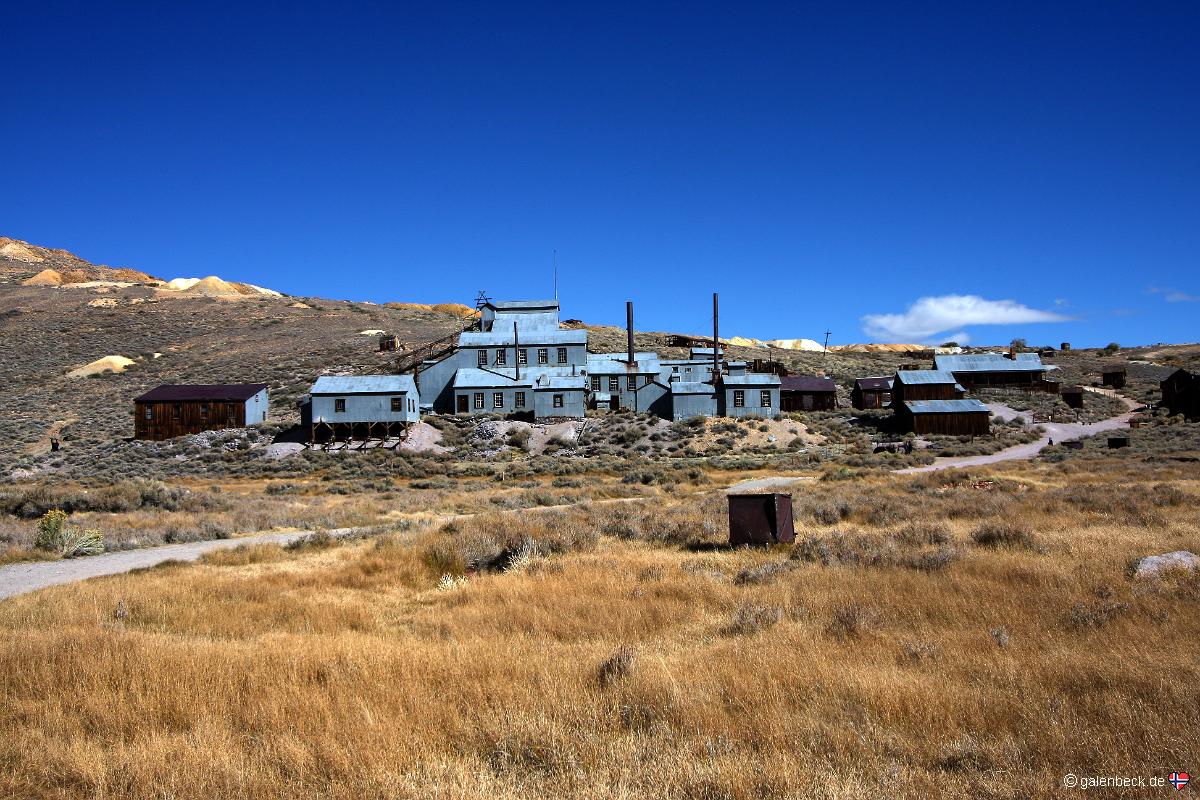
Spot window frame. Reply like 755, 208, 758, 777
515, 391, 526, 408
144, 406, 153, 420
495, 349, 506, 366
477, 349, 488, 367
608, 376, 620, 392
590, 376, 600, 391
493, 392, 504, 409
537, 348, 548, 365
760, 390, 772, 408
334, 398, 346, 413
517, 349, 528, 365
473, 392, 484, 409
553, 394, 564, 409
733, 390, 745, 408
390, 397, 403, 412
556, 346, 568, 365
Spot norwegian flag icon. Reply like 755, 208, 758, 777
1169, 772, 1190, 790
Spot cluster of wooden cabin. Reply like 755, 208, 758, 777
848, 349, 1062, 436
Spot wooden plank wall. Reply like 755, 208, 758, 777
134, 401, 246, 441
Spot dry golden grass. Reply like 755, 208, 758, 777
1, 466, 1198, 799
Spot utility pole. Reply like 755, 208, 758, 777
822, 330, 832, 373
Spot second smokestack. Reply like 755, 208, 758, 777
626, 301, 635, 365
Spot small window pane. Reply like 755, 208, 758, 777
478, 350, 487, 366
557, 347, 567, 364
761, 390, 771, 407
473, 392, 484, 409
537, 348, 548, 365
335, 399, 346, 412
515, 392, 526, 408
391, 397, 402, 412
493, 392, 503, 409
553, 394, 564, 408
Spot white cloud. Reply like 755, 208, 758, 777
861, 295, 1071, 343
1149, 287, 1199, 303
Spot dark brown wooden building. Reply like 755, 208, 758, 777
134, 384, 270, 440
934, 353, 1059, 392
851, 376, 893, 409
1161, 369, 1200, 419
1061, 386, 1084, 409
896, 399, 991, 436
1102, 368, 1126, 389
890, 370, 965, 406
779, 375, 837, 411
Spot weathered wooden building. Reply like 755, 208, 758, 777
301, 375, 419, 443
1061, 386, 1084, 409
933, 353, 1058, 391
895, 399, 991, 435
133, 384, 269, 441
1102, 368, 1127, 389
1161, 369, 1200, 419
779, 376, 837, 411
890, 370, 965, 406
851, 376, 893, 409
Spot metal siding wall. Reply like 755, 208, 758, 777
417, 350, 469, 410
534, 389, 585, 419
671, 394, 718, 421
311, 393, 413, 423
724, 387, 779, 418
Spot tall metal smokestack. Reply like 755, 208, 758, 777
712, 292, 720, 382
626, 301, 635, 365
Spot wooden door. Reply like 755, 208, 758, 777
456, 395, 469, 413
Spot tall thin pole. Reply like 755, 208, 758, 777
822, 329, 831, 372
514, 321, 520, 381
712, 292, 720, 382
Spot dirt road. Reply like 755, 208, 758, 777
895, 388, 1139, 474
0, 527, 364, 601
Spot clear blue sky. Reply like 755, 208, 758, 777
4, 2, 1198, 347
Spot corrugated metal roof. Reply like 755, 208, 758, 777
310, 375, 415, 394
854, 376, 893, 390
671, 381, 716, 394
533, 375, 586, 390
720, 373, 782, 386
904, 399, 990, 414
134, 384, 268, 403
452, 369, 528, 389
459, 329, 586, 346
894, 369, 959, 385
780, 376, 836, 392
485, 299, 559, 310
934, 353, 1048, 373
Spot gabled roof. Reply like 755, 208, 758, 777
484, 299, 559, 311
780, 376, 836, 392
904, 399, 990, 414
934, 353, 1048, 373
894, 369, 959, 385
309, 375, 416, 395
854, 376, 893, 390
134, 384, 268, 403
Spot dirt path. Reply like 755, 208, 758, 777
894, 388, 1139, 474
0, 496, 651, 601
0, 527, 370, 601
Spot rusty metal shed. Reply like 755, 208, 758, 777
728, 493, 795, 545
